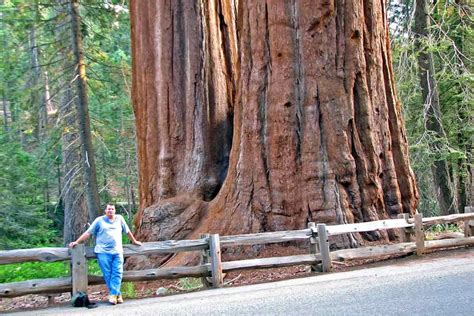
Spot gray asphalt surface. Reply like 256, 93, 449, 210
9, 249, 474, 316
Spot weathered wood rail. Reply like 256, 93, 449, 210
1, 208, 473, 298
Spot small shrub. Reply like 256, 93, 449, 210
425, 223, 463, 240
88, 259, 102, 276
178, 277, 203, 290
144, 288, 154, 296
121, 282, 136, 298
0, 262, 69, 283
0, 258, 102, 284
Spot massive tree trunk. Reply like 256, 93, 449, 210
130, 0, 418, 260
413, 0, 456, 215
130, 0, 237, 242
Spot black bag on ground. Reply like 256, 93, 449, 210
71, 291, 98, 309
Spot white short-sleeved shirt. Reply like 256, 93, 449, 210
86, 215, 130, 254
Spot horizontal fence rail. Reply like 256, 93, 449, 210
222, 254, 322, 272
121, 239, 209, 257
0, 239, 210, 265
0, 247, 70, 265
421, 213, 474, 225
220, 229, 312, 247
326, 218, 414, 236
0, 277, 73, 298
1, 208, 473, 298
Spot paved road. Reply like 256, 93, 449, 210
10, 249, 474, 316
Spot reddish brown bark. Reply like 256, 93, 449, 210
130, 0, 418, 261
130, 0, 237, 243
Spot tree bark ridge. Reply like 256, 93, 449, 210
129, 0, 419, 263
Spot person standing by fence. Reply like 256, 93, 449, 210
69, 204, 142, 305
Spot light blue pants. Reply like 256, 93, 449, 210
96, 253, 124, 295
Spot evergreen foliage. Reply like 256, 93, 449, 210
0, 0, 136, 250
0, 259, 101, 283
390, 0, 472, 216
0, 131, 54, 249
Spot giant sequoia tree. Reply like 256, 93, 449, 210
130, 0, 419, 251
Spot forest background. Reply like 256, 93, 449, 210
0, 0, 472, 281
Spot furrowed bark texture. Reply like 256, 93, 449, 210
130, 0, 418, 263
131, 0, 237, 244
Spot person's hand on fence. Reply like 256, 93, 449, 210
133, 240, 143, 246
69, 241, 78, 248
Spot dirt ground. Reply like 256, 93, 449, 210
1, 244, 471, 314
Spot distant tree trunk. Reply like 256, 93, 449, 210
27, 1, 49, 141
454, 0, 472, 213
124, 152, 133, 212
28, 17, 50, 205
55, 0, 87, 245
1, 92, 8, 134
413, 0, 457, 214
28, 25, 43, 140
1, 0, 11, 137
130, 0, 419, 258
100, 151, 110, 203
60, 81, 88, 244
39, 70, 50, 134
70, 0, 101, 221
1, 0, 10, 137
456, 99, 471, 214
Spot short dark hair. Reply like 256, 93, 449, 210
105, 204, 115, 211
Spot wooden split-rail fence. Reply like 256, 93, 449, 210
1, 208, 473, 298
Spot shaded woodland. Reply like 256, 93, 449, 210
0, 0, 471, 257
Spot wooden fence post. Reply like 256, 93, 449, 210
397, 213, 412, 242
71, 244, 88, 294
414, 213, 425, 256
209, 234, 224, 288
308, 222, 320, 272
199, 234, 211, 288
464, 207, 474, 237
317, 224, 332, 272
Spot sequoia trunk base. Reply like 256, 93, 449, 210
128, 0, 419, 268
